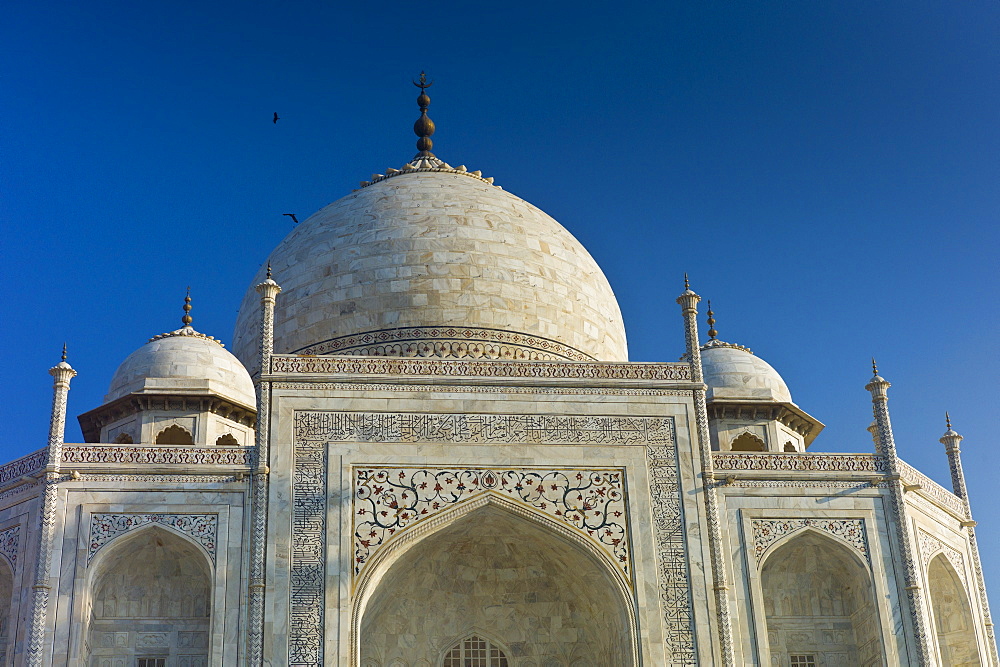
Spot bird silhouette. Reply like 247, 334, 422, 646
283, 213, 299, 224
273, 112, 280, 124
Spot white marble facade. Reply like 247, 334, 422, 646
2, 155, 996, 667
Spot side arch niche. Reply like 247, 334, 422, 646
357, 497, 636, 666
928, 553, 982, 666
731, 431, 766, 452
0, 557, 12, 665
760, 530, 883, 666
84, 525, 212, 665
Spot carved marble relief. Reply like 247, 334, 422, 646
751, 518, 870, 565
0, 525, 19, 571
88, 514, 218, 563
353, 467, 628, 580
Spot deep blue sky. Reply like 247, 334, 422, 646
3, 1, 998, 617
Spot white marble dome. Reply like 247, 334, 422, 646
700, 342, 793, 404
232, 169, 628, 370
106, 328, 256, 409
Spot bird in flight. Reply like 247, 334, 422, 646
273, 112, 280, 124
283, 213, 299, 224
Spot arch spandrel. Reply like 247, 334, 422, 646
355, 497, 638, 667
352, 467, 631, 587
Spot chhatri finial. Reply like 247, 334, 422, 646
706, 300, 718, 340
412, 71, 436, 158
684, 273, 690, 291
61, 342, 67, 362
266, 261, 272, 280
182, 287, 193, 327
871, 357, 879, 376
946, 411, 952, 430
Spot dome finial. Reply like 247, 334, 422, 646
684, 272, 690, 291
182, 286, 193, 327
61, 342, 67, 362
945, 411, 952, 430
871, 357, 879, 376
266, 261, 272, 280
412, 71, 436, 159
706, 300, 718, 340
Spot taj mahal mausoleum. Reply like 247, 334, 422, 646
0, 76, 996, 666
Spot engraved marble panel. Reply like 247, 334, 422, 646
353, 466, 628, 579
0, 525, 19, 571
88, 514, 218, 563
752, 518, 869, 564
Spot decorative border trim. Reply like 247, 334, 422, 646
646, 425, 697, 665
352, 467, 628, 581
713, 452, 888, 473
295, 326, 594, 362
0, 450, 46, 485
751, 518, 870, 565
88, 513, 218, 563
273, 382, 690, 397
294, 412, 675, 446
0, 525, 19, 571
897, 460, 967, 517
62, 446, 252, 466
271, 356, 692, 381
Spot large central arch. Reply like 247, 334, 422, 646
355, 494, 637, 666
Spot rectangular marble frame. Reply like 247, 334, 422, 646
263, 380, 714, 666
47, 481, 247, 666
720, 488, 910, 666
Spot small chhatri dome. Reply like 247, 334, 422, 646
105, 292, 255, 408
698, 304, 792, 403
232, 75, 627, 370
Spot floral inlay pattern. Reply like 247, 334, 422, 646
353, 467, 628, 580
751, 518, 869, 564
88, 514, 218, 563
0, 525, 20, 570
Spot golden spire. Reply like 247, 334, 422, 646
684, 272, 690, 291
413, 71, 436, 158
706, 300, 718, 340
266, 261, 272, 280
182, 287, 193, 327
61, 342, 67, 362
871, 357, 879, 376
946, 411, 952, 430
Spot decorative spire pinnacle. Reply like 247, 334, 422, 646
61, 342, 67, 362
266, 262, 272, 280
871, 357, 879, 376
946, 411, 952, 430
182, 287, 193, 327
684, 273, 690, 291
413, 71, 435, 159
706, 300, 718, 340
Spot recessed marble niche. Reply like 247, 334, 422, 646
85, 527, 210, 666
927, 553, 981, 666
359, 505, 632, 667
761, 531, 883, 667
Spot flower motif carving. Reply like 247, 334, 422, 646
88, 514, 218, 563
0, 525, 19, 570
271, 355, 692, 381
353, 467, 628, 579
752, 518, 869, 565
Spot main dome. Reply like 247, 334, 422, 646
232, 169, 628, 370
